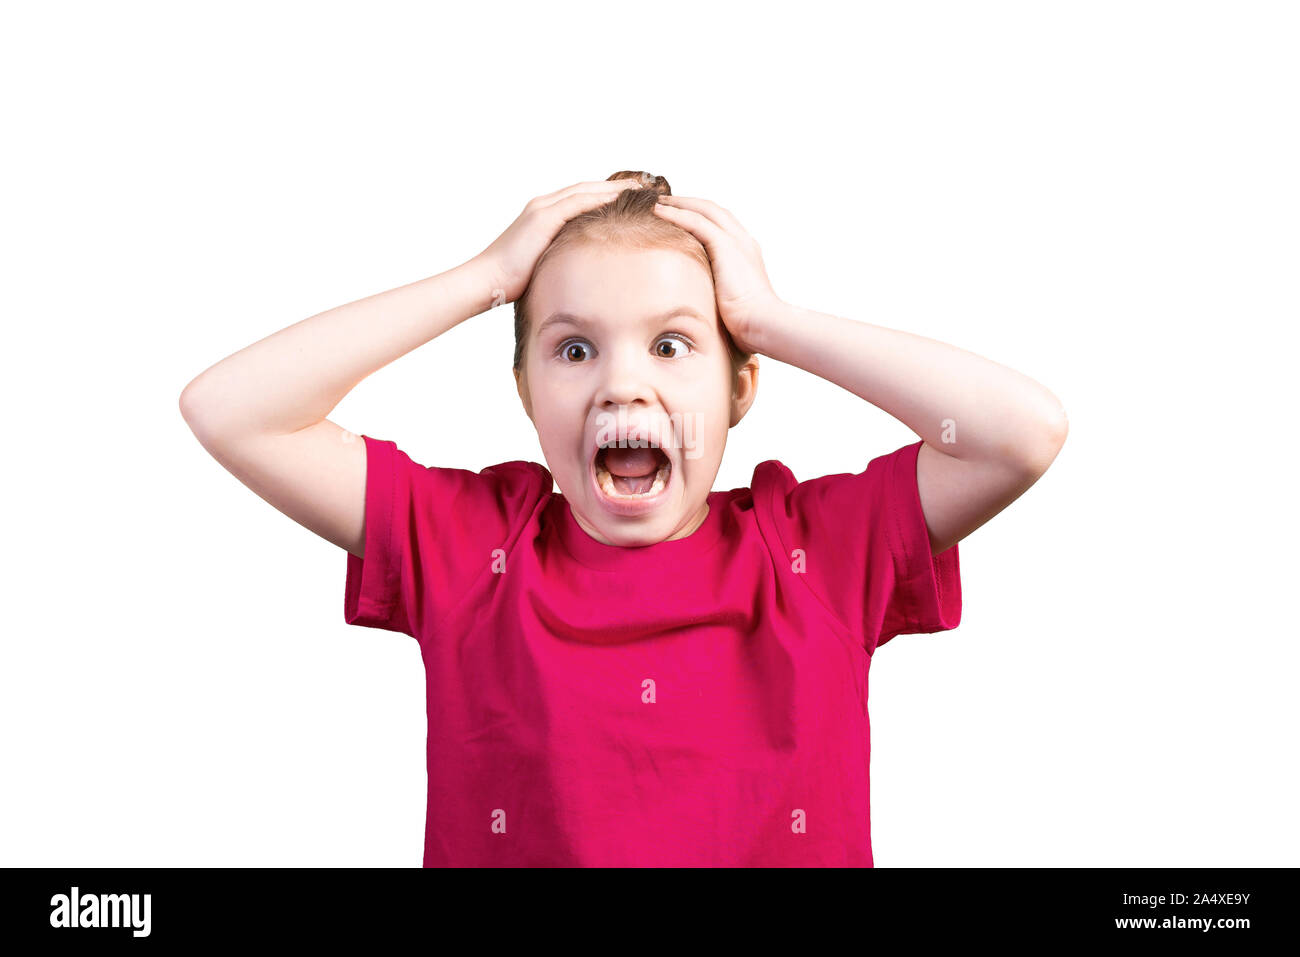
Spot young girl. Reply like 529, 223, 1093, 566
180, 170, 1067, 867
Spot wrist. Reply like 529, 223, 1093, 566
429, 257, 497, 323
457, 255, 510, 313
457, 256, 496, 304
746, 299, 798, 357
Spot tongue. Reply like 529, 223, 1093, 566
602, 447, 661, 477
601, 447, 664, 496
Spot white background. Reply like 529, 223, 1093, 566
2, 0, 1296, 867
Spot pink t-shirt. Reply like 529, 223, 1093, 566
344, 434, 961, 866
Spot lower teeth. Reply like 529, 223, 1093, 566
597, 463, 669, 498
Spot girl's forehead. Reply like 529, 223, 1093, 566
531, 247, 717, 332
535, 305, 715, 339
536, 244, 712, 293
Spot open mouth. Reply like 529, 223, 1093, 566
593, 443, 672, 500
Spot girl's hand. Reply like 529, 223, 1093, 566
651, 195, 784, 355
473, 179, 645, 304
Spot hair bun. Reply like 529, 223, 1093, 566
606, 170, 671, 196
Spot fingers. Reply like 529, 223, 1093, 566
536, 179, 642, 210
655, 194, 748, 237
545, 185, 639, 223
651, 200, 729, 250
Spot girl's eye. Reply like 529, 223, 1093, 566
654, 336, 692, 358
558, 337, 692, 361
559, 340, 592, 362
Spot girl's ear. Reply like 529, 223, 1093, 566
728, 355, 759, 427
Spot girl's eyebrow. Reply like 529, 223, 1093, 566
537, 307, 710, 337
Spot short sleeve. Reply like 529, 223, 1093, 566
344, 434, 553, 640
756, 440, 962, 655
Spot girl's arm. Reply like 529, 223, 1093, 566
652, 194, 1067, 555
180, 261, 500, 439
179, 259, 501, 557
179, 180, 643, 556
751, 304, 1068, 554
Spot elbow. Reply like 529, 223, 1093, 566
178, 380, 205, 427
1019, 401, 1068, 476
179, 377, 222, 440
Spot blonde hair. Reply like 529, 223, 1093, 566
512, 170, 752, 375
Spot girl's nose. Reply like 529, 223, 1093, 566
594, 347, 656, 409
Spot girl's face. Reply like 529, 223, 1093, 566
515, 243, 757, 546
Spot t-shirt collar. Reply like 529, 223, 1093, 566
550, 492, 730, 570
